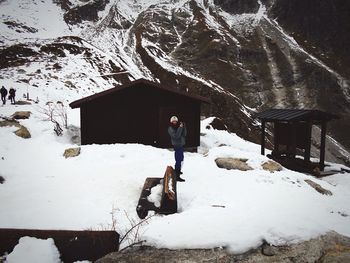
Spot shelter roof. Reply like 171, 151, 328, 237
70, 78, 210, 109
256, 108, 338, 122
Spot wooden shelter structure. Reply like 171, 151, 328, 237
256, 109, 338, 174
69, 79, 210, 148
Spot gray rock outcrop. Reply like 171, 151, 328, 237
96, 231, 350, 263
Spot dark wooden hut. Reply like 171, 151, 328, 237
256, 109, 338, 174
69, 79, 210, 148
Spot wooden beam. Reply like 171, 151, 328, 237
320, 121, 327, 171
261, 121, 265, 155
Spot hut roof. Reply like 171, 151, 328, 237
70, 78, 210, 109
256, 109, 338, 122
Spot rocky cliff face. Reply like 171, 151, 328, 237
1, 0, 349, 164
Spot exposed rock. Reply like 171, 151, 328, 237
0, 118, 31, 138
96, 231, 350, 263
63, 147, 81, 158
15, 100, 32, 105
214, 0, 259, 14
62, 0, 110, 25
11, 111, 31, 119
14, 125, 31, 139
0, 176, 5, 184
97, 247, 233, 263
206, 117, 228, 131
215, 157, 253, 171
0, 119, 20, 128
0, 44, 38, 69
262, 160, 283, 172
304, 179, 333, 196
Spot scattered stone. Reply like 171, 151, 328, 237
0, 119, 20, 128
215, 157, 253, 171
63, 147, 81, 158
262, 160, 283, 172
305, 179, 333, 196
206, 117, 228, 131
0, 176, 5, 184
11, 111, 31, 119
261, 242, 278, 256
0, 119, 31, 139
15, 100, 32, 105
96, 232, 350, 263
14, 125, 31, 139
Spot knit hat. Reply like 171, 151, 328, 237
170, 116, 178, 122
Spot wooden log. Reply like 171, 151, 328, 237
136, 177, 162, 219
0, 229, 119, 263
159, 166, 177, 215
164, 166, 176, 201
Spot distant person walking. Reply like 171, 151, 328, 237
168, 115, 186, 182
9, 88, 16, 104
0, 86, 7, 105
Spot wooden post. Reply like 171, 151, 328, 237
304, 121, 312, 163
261, 121, 265, 155
320, 121, 327, 171
273, 122, 280, 157
287, 122, 297, 158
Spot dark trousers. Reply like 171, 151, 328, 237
174, 147, 184, 172
1, 95, 5, 105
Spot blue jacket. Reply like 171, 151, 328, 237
168, 125, 187, 148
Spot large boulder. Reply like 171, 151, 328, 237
63, 147, 81, 158
14, 125, 31, 139
215, 157, 253, 171
0, 175, 5, 184
96, 231, 350, 263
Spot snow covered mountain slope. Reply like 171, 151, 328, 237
1, 0, 349, 165
1, 1, 350, 259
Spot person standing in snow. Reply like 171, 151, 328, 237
0, 86, 8, 105
9, 87, 16, 104
168, 115, 186, 182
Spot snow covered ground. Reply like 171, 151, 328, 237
1, 99, 350, 262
